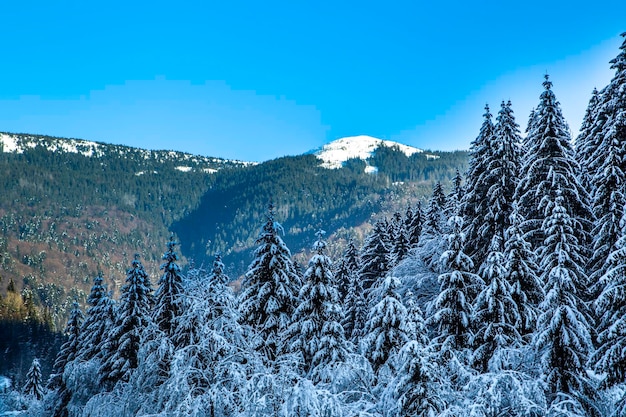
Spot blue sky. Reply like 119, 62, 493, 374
0, 1, 624, 161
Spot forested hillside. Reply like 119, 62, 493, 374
2, 31, 624, 417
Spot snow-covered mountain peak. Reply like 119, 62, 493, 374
315, 135, 423, 169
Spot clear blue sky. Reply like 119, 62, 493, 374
0, 1, 624, 161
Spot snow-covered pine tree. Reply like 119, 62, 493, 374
334, 238, 359, 299
362, 275, 409, 374
515, 75, 592, 251
391, 221, 411, 266
534, 192, 595, 411
472, 237, 522, 373
405, 203, 423, 249
403, 290, 429, 347
100, 254, 154, 387
288, 230, 349, 379
390, 340, 443, 417
504, 202, 543, 337
420, 183, 449, 270
342, 269, 368, 342
461, 104, 495, 264
429, 215, 483, 353
359, 219, 391, 293
586, 34, 626, 292
239, 203, 301, 363
575, 88, 602, 191
152, 236, 184, 339
593, 208, 626, 390
446, 169, 464, 217
24, 358, 44, 400
77, 274, 114, 363
49, 301, 84, 389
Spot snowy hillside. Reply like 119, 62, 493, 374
0, 132, 253, 172
314, 135, 424, 169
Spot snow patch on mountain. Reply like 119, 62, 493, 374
315, 135, 423, 169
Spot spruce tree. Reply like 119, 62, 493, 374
238, 203, 300, 363
77, 274, 113, 362
288, 230, 349, 378
49, 301, 84, 388
429, 216, 483, 352
504, 203, 543, 337
342, 270, 368, 342
362, 275, 409, 374
593, 209, 626, 389
334, 239, 359, 299
472, 237, 522, 372
534, 192, 594, 407
152, 236, 184, 339
24, 358, 44, 400
516, 75, 592, 250
100, 254, 154, 386
405, 203, 424, 249
462, 104, 495, 263
358, 219, 391, 293
420, 183, 449, 270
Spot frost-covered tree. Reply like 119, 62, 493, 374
575, 88, 602, 190
239, 203, 301, 363
342, 269, 368, 342
288, 230, 349, 379
77, 274, 114, 363
462, 104, 495, 263
334, 239, 359, 299
504, 203, 543, 337
403, 290, 429, 347
49, 301, 84, 389
405, 202, 423, 249
359, 219, 391, 293
391, 222, 411, 266
534, 193, 595, 408
593, 209, 626, 390
516, 75, 592, 250
389, 340, 443, 417
152, 236, 184, 339
362, 275, 409, 374
420, 183, 449, 270
100, 254, 154, 386
429, 216, 483, 352
472, 237, 522, 372
24, 358, 44, 400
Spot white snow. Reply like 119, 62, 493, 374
0, 375, 11, 391
175, 166, 193, 172
315, 135, 423, 169
0, 134, 21, 153
364, 165, 378, 174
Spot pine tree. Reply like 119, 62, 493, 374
362, 275, 409, 374
391, 222, 411, 266
516, 75, 592, 251
392, 341, 443, 417
446, 169, 464, 217
24, 358, 44, 400
152, 236, 184, 339
575, 88, 601, 190
420, 183, 449, 270
49, 301, 84, 388
342, 270, 368, 342
461, 104, 495, 263
429, 216, 483, 352
334, 239, 359, 299
504, 203, 543, 337
403, 290, 429, 347
534, 192, 594, 407
358, 219, 391, 293
472, 237, 522, 372
238, 203, 300, 363
593, 209, 626, 389
77, 274, 114, 362
405, 203, 423, 249
100, 254, 154, 386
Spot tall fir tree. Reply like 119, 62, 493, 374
49, 301, 84, 389
100, 254, 154, 386
429, 216, 483, 352
362, 275, 409, 374
472, 237, 522, 372
461, 104, 495, 264
288, 230, 349, 381
238, 203, 300, 363
152, 236, 184, 339
334, 239, 359, 299
342, 269, 368, 342
575, 87, 602, 191
504, 203, 543, 337
515, 75, 592, 251
534, 192, 595, 410
593, 208, 626, 390
405, 203, 424, 249
358, 219, 391, 293
77, 274, 114, 363
24, 358, 44, 400
420, 182, 449, 270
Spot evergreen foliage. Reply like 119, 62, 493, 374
238, 204, 301, 363
23, 358, 45, 400
76, 274, 113, 363
358, 219, 391, 292
152, 236, 184, 338
49, 301, 84, 389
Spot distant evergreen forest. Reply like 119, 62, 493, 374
1, 32, 625, 417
